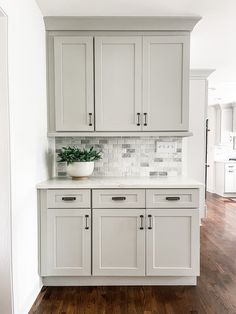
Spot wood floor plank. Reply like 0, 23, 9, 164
30, 193, 236, 314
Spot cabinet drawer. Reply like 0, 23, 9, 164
225, 164, 236, 170
146, 189, 199, 208
47, 190, 91, 208
92, 189, 145, 208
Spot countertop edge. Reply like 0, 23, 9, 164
36, 177, 204, 189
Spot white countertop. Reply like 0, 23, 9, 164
37, 176, 203, 189
215, 160, 236, 163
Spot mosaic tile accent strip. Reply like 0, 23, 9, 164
55, 137, 182, 177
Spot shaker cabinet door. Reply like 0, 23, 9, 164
225, 169, 236, 193
54, 36, 94, 131
146, 209, 199, 276
93, 209, 145, 276
142, 36, 190, 131
95, 37, 142, 131
46, 208, 91, 276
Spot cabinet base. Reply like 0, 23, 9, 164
42, 276, 197, 286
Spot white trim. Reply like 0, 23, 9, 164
44, 16, 201, 32
19, 281, 42, 314
0, 9, 14, 314
43, 276, 197, 286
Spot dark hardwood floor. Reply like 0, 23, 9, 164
30, 193, 236, 314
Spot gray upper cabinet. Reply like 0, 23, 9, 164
46, 17, 199, 134
142, 36, 190, 131
95, 36, 142, 131
54, 36, 94, 131
95, 35, 189, 132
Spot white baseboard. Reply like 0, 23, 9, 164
43, 276, 197, 286
18, 279, 42, 314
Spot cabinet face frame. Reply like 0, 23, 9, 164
45, 208, 91, 276
95, 36, 142, 131
146, 208, 199, 276
54, 36, 94, 131
93, 208, 146, 276
142, 35, 190, 131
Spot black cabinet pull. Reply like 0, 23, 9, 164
89, 113, 93, 126
137, 113, 141, 126
111, 196, 126, 201
148, 214, 152, 230
85, 215, 89, 230
62, 197, 76, 201
140, 215, 144, 230
143, 113, 147, 126
166, 196, 180, 201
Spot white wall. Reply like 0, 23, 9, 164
0, 0, 48, 313
0, 11, 13, 314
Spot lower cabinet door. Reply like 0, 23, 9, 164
224, 169, 235, 193
46, 208, 91, 276
146, 209, 199, 276
93, 209, 145, 276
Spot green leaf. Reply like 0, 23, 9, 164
57, 146, 102, 164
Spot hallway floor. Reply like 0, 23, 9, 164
30, 193, 236, 314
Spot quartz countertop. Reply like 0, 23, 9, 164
37, 176, 203, 189
215, 160, 236, 163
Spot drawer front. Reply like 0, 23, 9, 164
47, 190, 91, 208
225, 164, 236, 170
146, 189, 199, 208
92, 189, 145, 208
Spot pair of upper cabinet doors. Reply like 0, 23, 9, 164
54, 35, 189, 132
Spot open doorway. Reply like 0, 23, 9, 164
0, 8, 13, 314
207, 99, 236, 198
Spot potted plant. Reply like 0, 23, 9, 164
58, 146, 102, 179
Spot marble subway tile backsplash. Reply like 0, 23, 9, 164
55, 137, 182, 177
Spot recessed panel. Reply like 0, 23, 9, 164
61, 43, 86, 127
154, 216, 191, 268
56, 216, 83, 268
100, 216, 138, 268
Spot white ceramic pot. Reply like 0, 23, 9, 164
67, 161, 94, 179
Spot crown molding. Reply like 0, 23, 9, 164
44, 16, 201, 31
190, 69, 215, 79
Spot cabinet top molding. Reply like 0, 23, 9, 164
44, 16, 201, 31
190, 69, 215, 79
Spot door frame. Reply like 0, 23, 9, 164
0, 7, 14, 314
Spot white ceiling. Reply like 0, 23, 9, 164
36, 0, 236, 102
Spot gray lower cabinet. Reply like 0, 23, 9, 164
39, 188, 200, 278
92, 208, 146, 276
146, 208, 200, 276
44, 208, 91, 276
